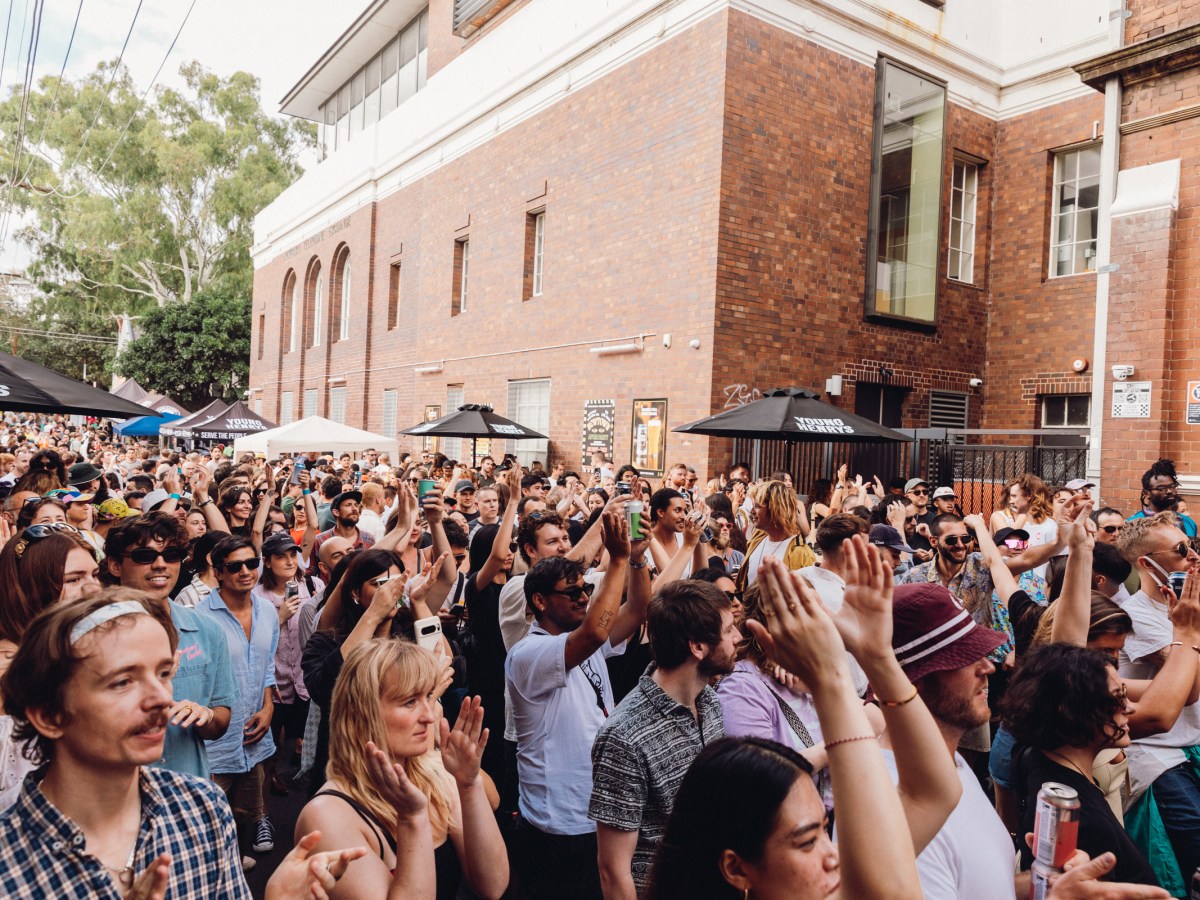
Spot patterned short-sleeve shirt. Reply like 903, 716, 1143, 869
589, 670, 724, 893
0, 766, 251, 899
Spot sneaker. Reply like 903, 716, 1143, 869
241, 856, 256, 873
252, 816, 275, 853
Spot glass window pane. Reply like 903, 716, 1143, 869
400, 25, 418, 67
1079, 146, 1102, 178
1056, 211, 1074, 244
948, 248, 961, 278
1066, 395, 1090, 426
382, 37, 399, 79
867, 61, 945, 323
1077, 176, 1100, 211
1075, 209, 1097, 244
398, 58, 417, 105
1044, 396, 1065, 425
417, 47, 427, 90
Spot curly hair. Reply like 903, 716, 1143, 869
1001, 643, 1125, 750
1142, 458, 1180, 493
515, 510, 567, 564
751, 480, 801, 536
1004, 473, 1053, 523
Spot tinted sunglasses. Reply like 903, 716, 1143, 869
127, 546, 190, 565
940, 535, 975, 547
550, 582, 596, 602
1149, 542, 1191, 561
371, 573, 404, 588
220, 556, 261, 573
1003, 538, 1027, 550
909, 488, 929, 496
13, 522, 79, 559
1100, 524, 1123, 534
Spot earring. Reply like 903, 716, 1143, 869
743, 890, 750, 900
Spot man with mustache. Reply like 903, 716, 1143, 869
0, 590, 252, 897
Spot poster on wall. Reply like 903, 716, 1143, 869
1188, 382, 1200, 426
582, 399, 615, 468
1111, 382, 1151, 419
631, 398, 667, 477
422, 405, 441, 452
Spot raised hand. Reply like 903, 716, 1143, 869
126, 853, 171, 900
365, 740, 429, 819
601, 508, 631, 560
368, 573, 408, 622
264, 831, 368, 900
1043, 847, 1169, 899
440, 695, 489, 788
829, 535, 895, 664
745, 555, 850, 691
681, 510, 704, 547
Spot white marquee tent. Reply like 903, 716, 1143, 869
232, 415, 399, 458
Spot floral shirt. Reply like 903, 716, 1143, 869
903, 553, 1013, 662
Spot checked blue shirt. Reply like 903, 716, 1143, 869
0, 766, 251, 899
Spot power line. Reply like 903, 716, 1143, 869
0, 324, 117, 343
1, 0, 43, 248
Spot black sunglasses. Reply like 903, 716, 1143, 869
1149, 542, 1190, 561
550, 582, 596, 602
909, 488, 930, 496
940, 535, 975, 547
1100, 524, 1123, 534
220, 556, 262, 573
126, 545, 190, 565
14, 522, 79, 559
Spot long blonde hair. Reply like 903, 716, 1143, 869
751, 480, 801, 536
327, 639, 454, 839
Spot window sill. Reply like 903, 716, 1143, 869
1046, 271, 1097, 282
864, 312, 938, 335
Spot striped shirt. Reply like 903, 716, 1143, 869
0, 767, 251, 899
589, 670, 724, 893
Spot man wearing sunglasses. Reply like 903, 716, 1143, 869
1130, 459, 1199, 539
105, 513, 234, 780
198, 535, 280, 869
1116, 512, 1200, 880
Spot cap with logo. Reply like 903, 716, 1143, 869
1064, 478, 1095, 492
931, 486, 956, 500
262, 532, 302, 557
868, 524, 915, 554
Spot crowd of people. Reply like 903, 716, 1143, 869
0, 410, 1193, 898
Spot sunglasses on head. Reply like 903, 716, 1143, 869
126, 545, 190, 565
550, 582, 596, 602
940, 534, 975, 547
13, 522, 79, 559
220, 556, 261, 573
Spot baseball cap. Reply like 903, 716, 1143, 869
454, 479, 476, 493
931, 486, 956, 500
47, 488, 96, 504
891, 583, 1006, 682
262, 532, 302, 557
141, 489, 171, 512
993, 527, 1030, 545
97, 498, 137, 520
904, 478, 929, 493
1065, 478, 1095, 491
868, 524, 914, 554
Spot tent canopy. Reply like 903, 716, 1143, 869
139, 393, 191, 418
0, 351, 154, 419
114, 412, 183, 437
111, 379, 152, 404
160, 399, 225, 438
185, 400, 275, 444
233, 416, 399, 458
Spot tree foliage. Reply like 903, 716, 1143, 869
112, 290, 251, 410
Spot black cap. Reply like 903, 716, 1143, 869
262, 532, 302, 556
331, 490, 362, 511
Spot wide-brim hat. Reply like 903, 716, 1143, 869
891, 582, 1006, 683
68, 462, 103, 486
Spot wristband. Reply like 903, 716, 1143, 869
629, 559, 649, 570
877, 683, 919, 707
303, 489, 311, 495
168, 493, 181, 500
199, 498, 214, 507
825, 734, 878, 751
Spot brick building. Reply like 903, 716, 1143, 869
248, 0, 1194, 500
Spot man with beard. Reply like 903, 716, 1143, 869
1130, 458, 1198, 538
707, 512, 744, 574
590, 580, 734, 898
308, 489, 374, 577
506, 512, 649, 900
0, 591, 252, 897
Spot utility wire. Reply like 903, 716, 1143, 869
1, 0, 44, 248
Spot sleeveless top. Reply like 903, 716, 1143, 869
314, 788, 462, 899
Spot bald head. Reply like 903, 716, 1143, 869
318, 536, 353, 577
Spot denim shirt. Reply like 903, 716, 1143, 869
155, 602, 235, 779
199, 591, 278, 775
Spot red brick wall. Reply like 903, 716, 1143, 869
980, 94, 1105, 436
1126, 0, 1200, 43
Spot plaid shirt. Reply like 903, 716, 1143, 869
0, 766, 250, 899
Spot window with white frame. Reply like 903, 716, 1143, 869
533, 212, 545, 296
458, 239, 469, 313
312, 275, 323, 347
1041, 394, 1090, 427
280, 392, 294, 426
253, 399, 263, 416
289, 282, 299, 352
948, 160, 978, 283
381, 389, 397, 436
329, 387, 347, 424
507, 378, 550, 466
1051, 145, 1101, 278
303, 388, 318, 419
445, 385, 464, 461
339, 261, 351, 340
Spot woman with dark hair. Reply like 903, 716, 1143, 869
0, 526, 101, 809
175, 530, 226, 608
19, 498, 66, 531
807, 477, 834, 534
1003, 643, 1156, 886
219, 486, 254, 535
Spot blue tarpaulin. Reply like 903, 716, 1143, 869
114, 412, 182, 437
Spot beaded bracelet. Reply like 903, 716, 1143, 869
825, 734, 878, 751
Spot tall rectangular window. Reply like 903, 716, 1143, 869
452, 238, 469, 316
329, 387, 347, 424
257, 315, 264, 359
303, 388, 318, 420
507, 378, 551, 466
380, 37, 399, 118
865, 58, 946, 324
381, 389, 397, 436
364, 54, 381, 129
280, 391, 294, 426
445, 385, 465, 461
1051, 145, 1101, 278
948, 160, 978, 283
523, 211, 545, 301
388, 262, 401, 329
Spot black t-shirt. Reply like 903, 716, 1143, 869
463, 572, 507, 698
1017, 750, 1158, 887
1007, 590, 1042, 660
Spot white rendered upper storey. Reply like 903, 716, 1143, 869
251, 0, 1114, 268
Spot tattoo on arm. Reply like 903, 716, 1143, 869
599, 610, 614, 628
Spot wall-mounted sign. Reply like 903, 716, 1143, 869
631, 398, 667, 477
1188, 382, 1200, 426
1111, 382, 1151, 419
582, 399, 615, 468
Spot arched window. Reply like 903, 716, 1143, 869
285, 274, 299, 353
340, 261, 351, 341
313, 275, 324, 347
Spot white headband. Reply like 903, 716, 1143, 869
69, 601, 149, 645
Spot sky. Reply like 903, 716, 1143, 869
0, 0, 368, 271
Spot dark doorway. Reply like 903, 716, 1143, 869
849, 382, 910, 484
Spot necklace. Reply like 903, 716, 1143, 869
1045, 750, 1099, 787
102, 841, 137, 887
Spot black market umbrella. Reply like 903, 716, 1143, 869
401, 403, 547, 466
675, 387, 910, 443
161, 399, 225, 440
184, 400, 276, 446
0, 350, 156, 419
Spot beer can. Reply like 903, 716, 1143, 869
1033, 782, 1080, 869
1030, 860, 1058, 900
